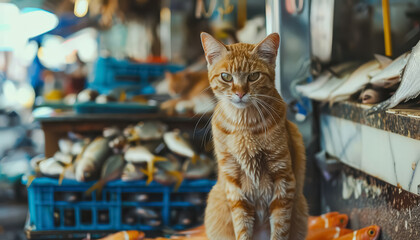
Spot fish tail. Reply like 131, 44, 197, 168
26, 175, 36, 188
153, 156, 167, 162
366, 98, 392, 116
167, 171, 184, 191
146, 161, 154, 185
85, 180, 105, 196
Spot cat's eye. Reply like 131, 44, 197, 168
221, 73, 233, 82
248, 72, 260, 82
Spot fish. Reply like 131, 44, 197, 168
176, 210, 195, 226
306, 73, 351, 101
124, 146, 167, 184
185, 193, 205, 205
154, 169, 184, 190
96, 94, 117, 104
144, 219, 162, 227
109, 136, 127, 154
39, 158, 64, 177
135, 207, 160, 219
333, 225, 380, 240
71, 141, 86, 156
182, 155, 214, 180
329, 56, 390, 103
85, 154, 125, 195
77, 89, 99, 103
53, 151, 73, 165
103, 126, 121, 138
163, 130, 199, 163
370, 52, 410, 87
96, 230, 145, 240
133, 121, 168, 141
307, 227, 353, 240
308, 212, 349, 230
121, 163, 146, 181
353, 83, 396, 104
58, 139, 73, 155
75, 137, 111, 182
296, 62, 360, 99
368, 40, 420, 114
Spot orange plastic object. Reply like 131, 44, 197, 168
333, 225, 381, 240
98, 230, 145, 240
308, 212, 349, 230
307, 227, 352, 240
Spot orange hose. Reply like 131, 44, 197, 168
382, 0, 392, 56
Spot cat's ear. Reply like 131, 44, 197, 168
200, 32, 227, 66
252, 33, 280, 65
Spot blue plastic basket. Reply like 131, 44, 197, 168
24, 177, 215, 233
90, 58, 184, 95
73, 102, 159, 114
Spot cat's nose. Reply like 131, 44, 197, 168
235, 92, 246, 99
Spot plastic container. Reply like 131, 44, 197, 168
90, 57, 184, 95
23, 177, 215, 233
73, 102, 159, 114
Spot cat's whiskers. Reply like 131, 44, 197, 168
251, 99, 268, 141
251, 97, 282, 122
252, 98, 279, 126
193, 95, 219, 141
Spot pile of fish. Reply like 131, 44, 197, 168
297, 40, 420, 113
31, 121, 216, 189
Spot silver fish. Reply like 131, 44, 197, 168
95, 94, 117, 104
370, 52, 410, 87
135, 207, 159, 219
121, 163, 146, 181
182, 155, 214, 180
75, 137, 111, 182
77, 89, 99, 103
103, 126, 121, 138
329, 57, 389, 103
163, 130, 198, 163
53, 151, 73, 165
85, 154, 125, 195
58, 139, 73, 155
306, 73, 351, 101
39, 158, 64, 177
124, 146, 166, 184
133, 121, 168, 141
71, 141, 86, 156
368, 41, 420, 113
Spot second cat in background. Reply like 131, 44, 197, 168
160, 69, 215, 115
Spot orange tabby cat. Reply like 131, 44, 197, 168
201, 32, 308, 240
160, 70, 214, 115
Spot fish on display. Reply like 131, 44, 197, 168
85, 154, 125, 195
163, 130, 199, 163
103, 126, 121, 138
176, 210, 195, 226
154, 168, 183, 190
53, 151, 73, 165
370, 52, 410, 87
39, 158, 64, 177
77, 89, 99, 103
121, 163, 146, 181
124, 146, 166, 184
109, 136, 128, 154
144, 219, 162, 227
368, 40, 420, 114
71, 141, 86, 156
329, 56, 391, 103
333, 225, 380, 240
133, 121, 168, 141
95, 94, 117, 104
135, 207, 159, 219
296, 62, 360, 100
95, 230, 145, 240
352, 83, 395, 104
182, 155, 214, 180
58, 138, 73, 155
75, 137, 111, 182
308, 212, 349, 230
185, 193, 205, 205
306, 227, 353, 240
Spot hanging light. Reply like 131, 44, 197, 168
74, 0, 89, 18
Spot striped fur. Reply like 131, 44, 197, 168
201, 33, 308, 240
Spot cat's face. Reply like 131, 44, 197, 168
201, 33, 279, 109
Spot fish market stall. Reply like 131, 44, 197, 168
0, 0, 420, 240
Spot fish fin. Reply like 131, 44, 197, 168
366, 98, 392, 116
26, 175, 36, 188
119, 91, 126, 102
58, 165, 73, 185
146, 161, 154, 185
374, 54, 392, 68
167, 171, 184, 191
191, 155, 200, 165
85, 180, 105, 196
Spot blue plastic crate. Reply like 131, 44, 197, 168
73, 102, 159, 114
24, 177, 215, 232
91, 58, 184, 95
